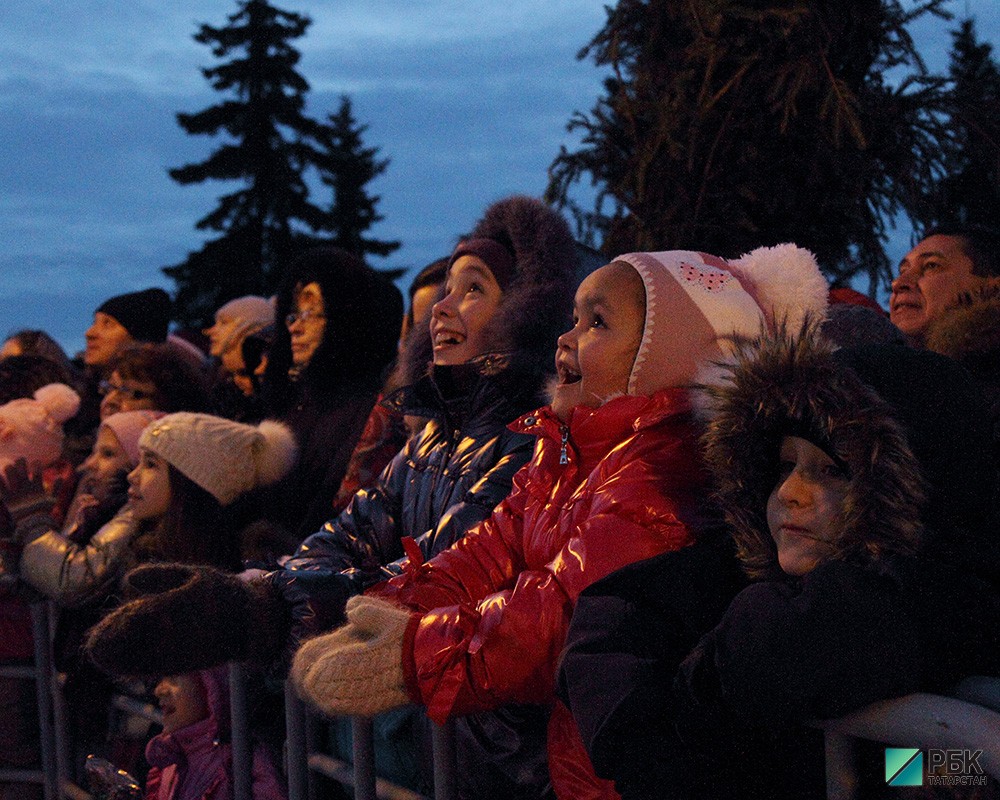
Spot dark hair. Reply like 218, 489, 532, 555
110, 343, 210, 413
2, 330, 76, 377
132, 466, 240, 571
0, 354, 76, 404
240, 324, 276, 394
923, 224, 1000, 278
404, 258, 448, 332
265, 246, 404, 409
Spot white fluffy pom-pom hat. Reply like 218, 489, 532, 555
139, 412, 297, 505
611, 243, 829, 397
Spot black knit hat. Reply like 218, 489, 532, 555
96, 288, 172, 343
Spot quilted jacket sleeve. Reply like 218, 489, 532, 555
373, 455, 697, 724
282, 440, 413, 582
19, 509, 139, 608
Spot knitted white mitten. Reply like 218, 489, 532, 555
291, 595, 414, 718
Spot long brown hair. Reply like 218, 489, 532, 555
130, 466, 241, 571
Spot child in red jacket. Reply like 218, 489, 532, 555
290, 245, 828, 799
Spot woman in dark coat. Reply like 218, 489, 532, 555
262, 246, 403, 538
560, 328, 1000, 800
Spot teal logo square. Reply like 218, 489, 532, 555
886, 748, 923, 786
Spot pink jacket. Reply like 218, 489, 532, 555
143, 669, 285, 800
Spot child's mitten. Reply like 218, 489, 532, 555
291, 595, 416, 718
0, 458, 59, 544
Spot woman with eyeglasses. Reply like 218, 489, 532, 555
99, 343, 210, 420
261, 246, 404, 539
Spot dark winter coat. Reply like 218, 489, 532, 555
560, 331, 1000, 800
926, 285, 1000, 460
270, 379, 380, 538
279, 355, 544, 625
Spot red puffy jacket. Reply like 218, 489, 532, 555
373, 388, 710, 799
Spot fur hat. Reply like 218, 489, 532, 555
613, 244, 828, 396
207, 295, 275, 357
702, 327, 998, 581
100, 410, 166, 468
85, 564, 287, 678
0, 383, 81, 472
400, 195, 577, 386
139, 413, 297, 505
96, 288, 172, 343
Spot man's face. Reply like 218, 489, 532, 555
889, 234, 992, 344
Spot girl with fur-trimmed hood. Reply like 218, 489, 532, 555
561, 330, 1000, 800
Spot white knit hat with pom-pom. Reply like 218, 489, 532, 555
139, 412, 297, 505
0, 382, 81, 472
613, 244, 828, 397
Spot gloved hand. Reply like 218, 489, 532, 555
85, 563, 289, 678
0, 458, 59, 544
291, 595, 417, 718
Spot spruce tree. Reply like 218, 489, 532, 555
915, 19, 1000, 230
165, 0, 325, 326
547, 0, 951, 290
311, 96, 401, 260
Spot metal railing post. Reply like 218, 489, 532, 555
228, 663, 253, 800
284, 682, 310, 800
430, 720, 456, 800
30, 600, 58, 800
351, 717, 377, 800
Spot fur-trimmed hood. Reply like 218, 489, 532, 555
702, 329, 926, 580
926, 285, 1000, 385
398, 195, 576, 388
703, 327, 1000, 583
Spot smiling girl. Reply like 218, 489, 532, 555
20, 413, 296, 607
143, 668, 285, 800
290, 245, 828, 800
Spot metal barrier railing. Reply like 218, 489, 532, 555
25, 598, 1000, 800
0, 598, 58, 800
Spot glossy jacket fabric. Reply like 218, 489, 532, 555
20, 508, 139, 607
144, 667, 286, 800
373, 389, 710, 799
282, 356, 543, 594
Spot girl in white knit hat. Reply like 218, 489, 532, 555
19, 413, 297, 608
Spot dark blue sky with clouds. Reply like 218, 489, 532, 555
1, 0, 997, 356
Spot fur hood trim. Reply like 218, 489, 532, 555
399, 195, 576, 387
925, 285, 1000, 380
702, 326, 925, 579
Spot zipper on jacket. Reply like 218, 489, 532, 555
559, 425, 570, 465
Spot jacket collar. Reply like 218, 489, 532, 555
514, 388, 693, 466
386, 353, 546, 427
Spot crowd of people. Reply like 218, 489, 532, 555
0, 195, 998, 800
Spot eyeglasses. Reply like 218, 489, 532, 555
285, 309, 326, 327
98, 380, 154, 401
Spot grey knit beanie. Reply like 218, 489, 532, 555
139, 412, 297, 505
